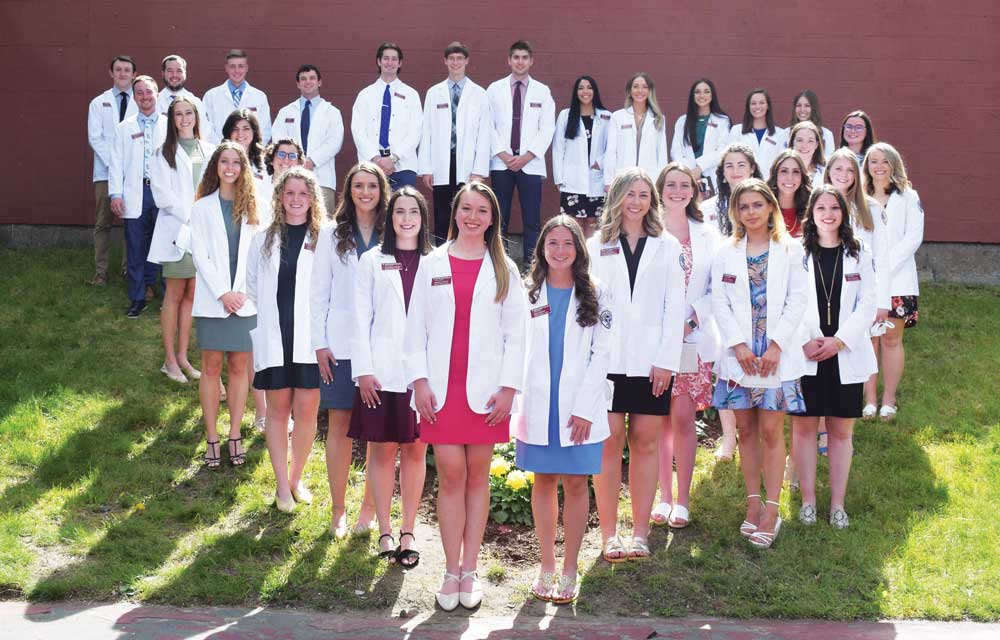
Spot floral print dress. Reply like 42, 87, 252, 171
671, 238, 713, 409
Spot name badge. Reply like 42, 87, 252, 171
600, 113, 611, 120
621, 124, 633, 130
600, 247, 620, 256
102, 102, 111, 107
394, 92, 406, 100
708, 121, 718, 128
248, 106, 258, 111
285, 117, 295, 123
382, 262, 403, 271
436, 103, 449, 109
845, 273, 861, 282
304, 242, 316, 252
766, 137, 777, 145
722, 273, 737, 284
131, 132, 144, 139
530, 102, 542, 108
530, 305, 551, 318
431, 276, 452, 286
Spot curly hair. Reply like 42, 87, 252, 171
525, 216, 599, 327
332, 162, 390, 260
263, 138, 304, 177
195, 141, 258, 226
262, 167, 325, 257
599, 167, 663, 245
655, 162, 703, 222
801, 185, 861, 259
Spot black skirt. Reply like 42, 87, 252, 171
791, 356, 863, 418
253, 363, 320, 390
608, 375, 673, 416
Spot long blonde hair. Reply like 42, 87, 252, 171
862, 142, 911, 196
448, 182, 511, 303
624, 72, 664, 131
728, 178, 787, 243
262, 167, 324, 257
195, 141, 258, 225
599, 167, 663, 244
825, 148, 874, 232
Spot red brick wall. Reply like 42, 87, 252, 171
3, 1, 998, 242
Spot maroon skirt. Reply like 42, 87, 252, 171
347, 388, 420, 443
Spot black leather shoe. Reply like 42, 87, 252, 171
126, 300, 147, 318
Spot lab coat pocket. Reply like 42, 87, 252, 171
248, 327, 264, 372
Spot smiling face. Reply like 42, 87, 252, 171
350, 170, 381, 215
445, 52, 468, 79
217, 148, 243, 185
110, 60, 135, 92
172, 101, 197, 138
792, 129, 819, 162
163, 59, 186, 92
132, 79, 157, 115
748, 92, 769, 120
454, 190, 493, 240
866, 149, 891, 184
391, 195, 422, 243
622, 178, 652, 225
737, 190, 772, 235
508, 48, 533, 78
378, 48, 402, 79
630, 76, 649, 106
693, 81, 713, 110
660, 169, 695, 211
843, 116, 867, 147
272, 143, 301, 177
811, 192, 844, 238
576, 78, 594, 107
828, 157, 856, 195
228, 119, 254, 151
225, 56, 248, 86
296, 69, 321, 99
722, 152, 752, 188
281, 177, 310, 222
795, 96, 812, 122
775, 158, 803, 197
543, 225, 577, 275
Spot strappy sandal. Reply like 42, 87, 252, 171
748, 500, 783, 549
377, 533, 396, 561
740, 494, 761, 537
550, 573, 580, 605
395, 531, 420, 569
880, 405, 898, 422
227, 437, 246, 466
668, 504, 690, 529
628, 535, 650, 560
530, 570, 555, 601
602, 534, 628, 563
204, 439, 221, 469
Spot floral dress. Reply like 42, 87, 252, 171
711, 250, 806, 412
671, 238, 713, 409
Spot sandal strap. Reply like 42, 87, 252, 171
765, 499, 780, 506
399, 531, 416, 542
378, 533, 395, 544
442, 572, 460, 583
747, 494, 761, 500
460, 570, 478, 580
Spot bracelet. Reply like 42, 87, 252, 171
834, 337, 846, 351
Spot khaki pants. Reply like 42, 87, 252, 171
93, 180, 116, 278
320, 187, 338, 219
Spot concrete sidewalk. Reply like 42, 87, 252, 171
1, 601, 997, 639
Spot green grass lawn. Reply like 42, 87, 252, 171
1, 247, 998, 620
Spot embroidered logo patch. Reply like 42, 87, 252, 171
766, 137, 777, 145
708, 121, 717, 128
303, 242, 316, 252
530, 305, 551, 318
600, 309, 613, 329
431, 276, 452, 286
248, 106, 257, 111
102, 102, 111, 107
622, 124, 633, 130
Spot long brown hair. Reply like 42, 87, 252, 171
728, 178, 787, 243
333, 162, 390, 260
448, 182, 511, 303
526, 216, 599, 327
262, 167, 324, 257
655, 162, 703, 222
712, 143, 763, 235
801, 185, 860, 259
824, 148, 874, 232
767, 149, 812, 218
161, 97, 201, 170
195, 141, 258, 225
599, 167, 663, 244
382, 187, 433, 255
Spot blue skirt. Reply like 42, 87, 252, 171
515, 413, 603, 476
319, 359, 355, 410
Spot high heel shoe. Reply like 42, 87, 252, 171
291, 483, 313, 504
435, 572, 460, 611
740, 494, 761, 538
748, 500, 782, 549
274, 494, 296, 513
459, 570, 482, 609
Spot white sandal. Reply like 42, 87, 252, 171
862, 403, 877, 420
749, 500, 782, 549
740, 494, 761, 538
651, 501, 672, 525
459, 570, 482, 609
602, 534, 628, 563
879, 405, 898, 421
667, 504, 690, 529
435, 572, 460, 611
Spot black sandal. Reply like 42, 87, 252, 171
204, 440, 221, 469
395, 531, 420, 569
378, 533, 396, 561
227, 437, 246, 466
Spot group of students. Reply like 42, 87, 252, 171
86, 40, 925, 610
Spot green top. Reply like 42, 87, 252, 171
219, 196, 240, 286
179, 138, 206, 191
694, 115, 710, 158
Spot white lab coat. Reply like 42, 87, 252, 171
202, 81, 272, 144
87, 88, 137, 182
670, 113, 731, 179
586, 234, 686, 375
800, 247, 878, 384
271, 97, 345, 190
711, 236, 809, 383
852, 198, 891, 309
820, 126, 836, 161
882, 189, 924, 296
189, 191, 260, 319
246, 227, 318, 372
513, 284, 612, 447
603, 107, 669, 186
309, 228, 362, 359
676, 219, 724, 362
155, 89, 210, 130
108, 114, 167, 219
699, 195, 731, 236
728, 124, 786, 175
148, 139, 216, 263
403, 243, 527, 414
485, 75, 556, 177
351, 78, 423, 173
552, 108, 611, 197
418, 78, 491, 184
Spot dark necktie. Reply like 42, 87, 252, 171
511, 81, 523, 156
450, 82, 461, 151
301, 99, 311, 155
119, 91, 128, 122
379, 85, 392, 150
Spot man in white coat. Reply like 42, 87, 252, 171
109, 76, 168, 318
202, 49, 272, 144
486, 40, 555, 262
351, 42, 422, 190
155, 54, 210, 125
86, 54, 136, 285
419, 42, 490, 244
271, 64, 344, 216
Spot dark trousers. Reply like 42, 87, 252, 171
123, 184, 161, 302
490, 168, 542, 262
432, 151, 461, 245
389, 169, 417, 191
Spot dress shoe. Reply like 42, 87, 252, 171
126, 300, 147, 318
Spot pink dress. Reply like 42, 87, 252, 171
420, 255, 510, 445
671, 238, 713, 410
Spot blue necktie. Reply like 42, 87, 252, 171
379, 84, 391, 150
301, 99, 311, 154
232, 86, 243, 108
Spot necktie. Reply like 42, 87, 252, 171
142, 118, 153, 179
379, 84, 392, 150
170, 94, 177, 102
301, 99, 311, 155
450, 82, 461, 151
511, 81, 523, 156
119, 91, 128, 122
232, 86, 243, 108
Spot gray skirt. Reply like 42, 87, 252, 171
196, 314, 256, 352
162, 252, 195, 279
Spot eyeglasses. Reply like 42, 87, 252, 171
844, 124, 867, 133
275, 151, 300, 160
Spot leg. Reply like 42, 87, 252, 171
355, 443, 377, 527
92, 180, 112, 282
325, 409, 354, 530
826, 417, 855, 512
669, 395, 697, 524
791, 416, 820, 507
715, 409, 738, 459
251, 369, 266, 425
140, 185, 161, 292
224, 352, 251, 439
626, 413, 662, 542
460, 444, 494, 573
434, 444, 468, 596
176, 278, 197, 371
734, 409, 762, 526
489, 169, 516, 235
560, 474, 590, 576
756, 409, 787, 534
880, 320, 907, 410
514, 171, 543, 263
288, 388, 320, 488
199, 350, 224, 445
123, 216, 145, 303
531, 473, 560, 575
864, 337, 880, 408
369, 441, 399, 548
265, 388, 294, 498
655, 406, 675, 520
160, 278, 185, 374
399, 441, 428, 547
594, 412, 625, 546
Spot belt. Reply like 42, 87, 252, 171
143, 178, 151, 186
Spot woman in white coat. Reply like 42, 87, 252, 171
790, 186, 877, 529
767, 149, 812, 239
728, 89, 785, 175
711, 178, 808, 549
404, 182, 527, 611
789, 121, 826, 188
588, 167, 685, 562
351, 187, 432, 567
839, 110, 878, 166
149, 97, 215, 383
247, 167, 324, 512
788, 90, 836, 161
602, 73, 669, 191
190, 142, 261, 467
552, 75, 611, 238
862, 143, 924, 421
516, 216, 611, 604
670, 78, 731, 198
700, 143, 764, 238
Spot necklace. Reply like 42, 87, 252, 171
397, 250, 420, 272
816, 246, 841, 326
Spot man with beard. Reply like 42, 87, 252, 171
155, 54, 210, 126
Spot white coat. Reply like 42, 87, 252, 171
552, 107, 612, 197
108, 113, 167, 219
852, 198, 891, 309
699, 195, 731, 236
485, 75, 556, 177
586, 234, 686, 375
156, 89, 210, 128
513, 284, 612, 447
603, 107, 669, 186
711, 236, 809, 383
800, 247, 878, 384
728, 124, 786, 175
309, 228, 362, 359
271, 97, 345, 190
202, 81, 272, 144
403, 243, 527, 414
148, 139, 216, 263
351, 78, 423, 173
418, 78, 491, 184
189, 191, 261, 319
87, 88, 137, 182
676, 218, 724, 363
246, 228, 318, 372
670, 113, 731, 180
882, 189, 924, 296
351, 248, 425, 392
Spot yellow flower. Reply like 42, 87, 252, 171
525, 472, 534, 484
505, 470, 528, 491
490, 457, 511, 477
